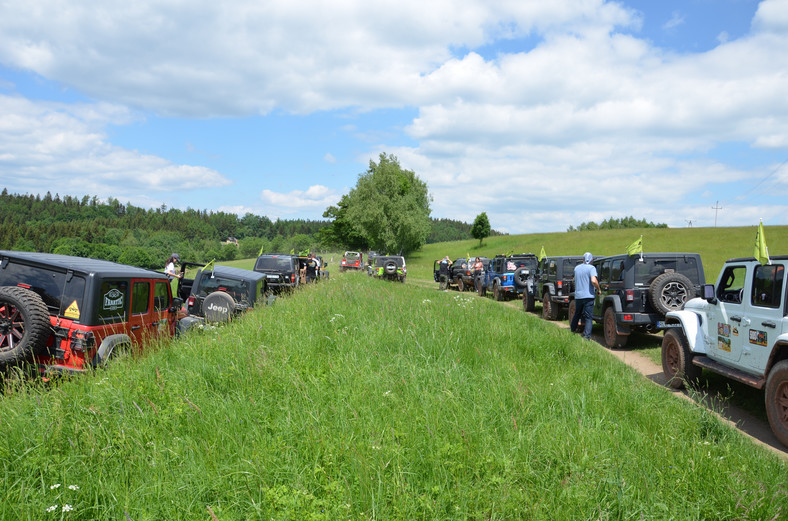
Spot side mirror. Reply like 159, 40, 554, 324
169, 297, 183, 312
701, 284, 716, 303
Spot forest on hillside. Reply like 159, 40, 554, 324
0, 189, 492, 268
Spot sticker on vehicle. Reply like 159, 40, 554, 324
749, 329, 767, 346
64, 300, 80, 319
103, 288, 124, 310
718, 335, 731, 352
717, 323, 731, 337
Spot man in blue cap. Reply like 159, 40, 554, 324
570, 252, 602, 339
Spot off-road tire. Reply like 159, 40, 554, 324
203, 291, 236, 323
493, 280, 503, 301
384, 261, 398, 275
513, 267, 529, 289
523, 291, 535, 312
649, 272, 695, 315
603, 307, 628, 348
0, 286, 50, 366
457, 277, 466, 292
543, 292, 559, 320
765, 360, 788, 447
661, 328, 700, 389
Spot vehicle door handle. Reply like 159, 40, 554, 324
730, 316, 742, 323
762, 320, 777, 328
131, 325, 141, 331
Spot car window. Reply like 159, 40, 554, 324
255, 256, 294, 271
562, 259, 582, 274
154, 281, 170, 311
0, 262, 87, 319
97, 280, 129, 324
633, 257, 702, 285
132, 281, 150, 315
197, 275, 249, 303
598, 260, 611, 283
717, 265, 746, 303
751, 264, 784, 309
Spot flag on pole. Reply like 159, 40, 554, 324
202, 258, 216, 278
755, 220, 770, 265
539, 246, 546, 261
258, 243, 264, 257
626, 235, 643, 258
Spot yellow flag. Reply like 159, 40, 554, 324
755, 221, 770, 265
258, 244, 264, 257
202, 258, 216, 273
539, 246, 546, 261
626, 235, 643, 256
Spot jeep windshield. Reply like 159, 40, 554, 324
633, 257, 702, 285
255, 257, 293, 271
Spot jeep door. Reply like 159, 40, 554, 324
738, 263, 785, 372
129, 279, 171, 345
710, 264, 748, 364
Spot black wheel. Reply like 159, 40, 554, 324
568, 300, 577, 324
513, 267, 529, 289
457, 278, 465, 292
202, 291, 236, 323
493, 281, 503, 301
523, 291, 535, 312
0, 287, 50, 366
603, 307, 627, 347
649, 272, 695, 315
765, 360, 788, 447
542, 293, 559, 320
661, 328, 700, 389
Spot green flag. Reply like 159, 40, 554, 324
755, 221, 770, 265
626, 235, 643, 256
202, 258, 216, 273
258, 244, 264, 257
539, 246, 546, 261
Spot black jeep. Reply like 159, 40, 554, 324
178, 265, 268, 332
253, 254, 300, 293
585, 252, 705, 348
534, 255, 585, 320
0, 251, 180, 375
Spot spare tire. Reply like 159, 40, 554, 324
513, 267, 530, 289
0, 286, 51, 366
202, 291, 236, 323
384, 261, 398, 275
649, 272, 695, 315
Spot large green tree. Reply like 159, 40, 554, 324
471, 212, 491, 247
324, 153, 431, 255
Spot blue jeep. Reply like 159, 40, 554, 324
479, 253, 539, 302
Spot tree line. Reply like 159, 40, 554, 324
567, 216, 668, 232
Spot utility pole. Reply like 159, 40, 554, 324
712, 201, 722, 227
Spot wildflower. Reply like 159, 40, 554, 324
68, 485, 80, 491
46, 505, 58, 512
422, 299, 431, 303
50, 484, 61, 490
383, 390, 391, 396
62, 504, 73, 512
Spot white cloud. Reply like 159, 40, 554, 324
662, 11, 685, 31
0, 94, 231, 203
260, 185, 341, 215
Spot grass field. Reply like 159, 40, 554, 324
1, 270, 787, 520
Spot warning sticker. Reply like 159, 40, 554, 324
64, 300, 80, 319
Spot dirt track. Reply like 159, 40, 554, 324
425, 280, 788, 459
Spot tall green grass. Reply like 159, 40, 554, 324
1, 273, 786, 519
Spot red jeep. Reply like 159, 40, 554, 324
0, 251, 181, 375
340, 251, 363, 271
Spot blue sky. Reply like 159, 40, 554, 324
1, 0, 787, 234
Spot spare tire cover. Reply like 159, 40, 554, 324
384, 261, 397, 274
202, 291, 236, 323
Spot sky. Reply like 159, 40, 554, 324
0, 0, 787, 234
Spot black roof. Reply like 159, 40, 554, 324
199, 265, 267, 282
0, 251, 170, 280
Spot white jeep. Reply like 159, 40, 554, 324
661, 256, 788, 446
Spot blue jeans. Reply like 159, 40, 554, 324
571, 298, 594, 339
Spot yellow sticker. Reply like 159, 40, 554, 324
64, 300, 80, 319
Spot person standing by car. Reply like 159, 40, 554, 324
570, 252, 602, 339
305, 254, 318, 283
165, 253, 182, 280
438, 255, 451, 290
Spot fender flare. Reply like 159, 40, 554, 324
92, 333, 133, 367
543, 283, 556, 297
664, 310, 706, 354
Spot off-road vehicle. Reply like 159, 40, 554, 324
372, 255, 406, 282
178, 265, 268, 333
253, 254, 300, 293
479, 254, 539, 302
340, 251, 363, 271
589, 252, 705, 348
535, 255, 585, 320
0, 251, 180, 375
661, 256, 788, 447
448, 257, 488, 292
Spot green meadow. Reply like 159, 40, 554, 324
2, 268, 787, 520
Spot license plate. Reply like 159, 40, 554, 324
266, 275, 279, 280
657, 321, 680, 328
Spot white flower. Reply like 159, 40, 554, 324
68, 485, 80, 490
49, 484, 61, 490
422, 299, 431, 303
62, 504, 73, 512
383, 390, 391, 396
46, 505, 58, 512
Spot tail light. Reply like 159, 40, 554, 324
290, 274, 296, 283
622, 314, 634, 322
557, 281, 563, 289
625, 289, 634, 302
187, 296, 196, 307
